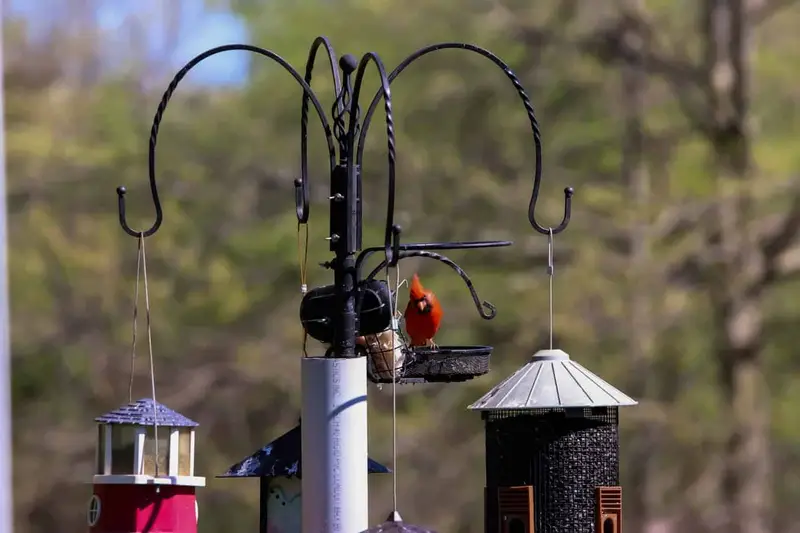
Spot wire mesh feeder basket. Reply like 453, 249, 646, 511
361, 318, 408, 382
403, 345, 492, 382
366, 342, 493, 384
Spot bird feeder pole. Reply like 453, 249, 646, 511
299, 51, 370, 533
115, 36, 570, 533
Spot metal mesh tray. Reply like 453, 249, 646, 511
368, 345, 492, 384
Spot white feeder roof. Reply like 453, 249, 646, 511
468, 349, 637, 410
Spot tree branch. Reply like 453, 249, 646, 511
761, 185, 800, 283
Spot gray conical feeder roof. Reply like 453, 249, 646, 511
361, 511, 437, 533
468, 349, 637, 410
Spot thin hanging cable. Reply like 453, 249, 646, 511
384, 264, 402, 515
297, 221, 309, 294
547, 228, 554, 350
128, 237, 144, 403
140, 236, 161, 477
297, 222, 310, 357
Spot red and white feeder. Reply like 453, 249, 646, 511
88, 398, 205, 533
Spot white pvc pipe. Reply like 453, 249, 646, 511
301, 356, 369, 533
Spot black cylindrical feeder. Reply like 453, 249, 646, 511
469, 349, 637, 533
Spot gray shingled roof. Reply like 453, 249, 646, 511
468, 349, 637, 410
95, 398, 199, 427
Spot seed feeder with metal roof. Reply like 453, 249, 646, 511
469, 210, 636, 533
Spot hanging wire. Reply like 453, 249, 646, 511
297, 222, 309, 295
128, 237, 143, 403
547, 228, 554, 350
297, 222, 310, 357
125, 235, 162, 476
141, 236, 161, 477
363, 259, 436, 533
384, 263, 402, 515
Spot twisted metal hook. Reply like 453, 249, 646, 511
345, 52, 400, 266
299, 37, 342, 221
364, 250, 496, 320
358, 42, 574, 236
117, 44, 335, 237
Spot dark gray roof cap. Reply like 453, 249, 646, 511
218, 424, 390, 478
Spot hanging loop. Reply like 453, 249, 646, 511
117, 185, 161, 238
530, 185, 574, 236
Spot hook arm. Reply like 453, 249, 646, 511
364, 250, 496, 320
298, 37, 343, 223
118, 44, 336, 238
357, 42, 574, 237
530, 186, 573, 235
116, 185, 159, 238
345, 52, 398, 266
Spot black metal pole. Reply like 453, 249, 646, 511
329, 55, 359, 359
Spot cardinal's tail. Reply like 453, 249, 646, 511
409, 273, 425, 300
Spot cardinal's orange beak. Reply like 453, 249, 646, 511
417, 300, 426, 312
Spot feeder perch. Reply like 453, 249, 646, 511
469, 349, 637, 533
88, 398, 204, 533
218, 422, 390, 533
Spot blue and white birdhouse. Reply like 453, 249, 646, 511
218, 422, 390, 533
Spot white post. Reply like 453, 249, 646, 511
134, 427, 146, 475
301, 356, 368, 533
0, 15, 12, 533
104, 425, 113, 475
189, 429, 196, 476
168, 428, 180, 476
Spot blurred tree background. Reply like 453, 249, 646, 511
5, 0, 800, 532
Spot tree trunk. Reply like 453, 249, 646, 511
702, 2, 771, 532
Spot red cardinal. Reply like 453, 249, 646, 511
404, 273, 443, 347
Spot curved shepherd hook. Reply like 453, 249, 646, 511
299, 37, 342, 222
357, 42, 574, 236
116, 44, 336, 238
345, 52, 401, 267
364, 250, 497, 320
